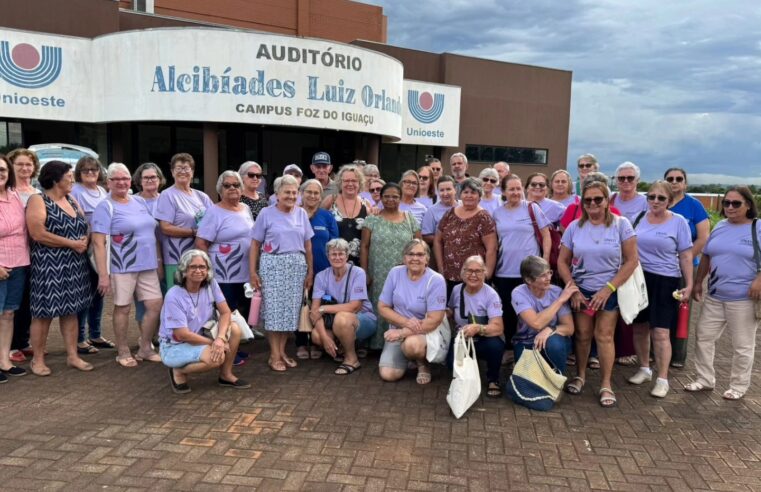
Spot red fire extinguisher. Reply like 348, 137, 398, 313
676, 301, 690, 339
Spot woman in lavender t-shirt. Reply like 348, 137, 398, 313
250, 175, 314, 373
154, 153, 213, 289
686, 186, 761, 400
558, 181, 639, 408
526, 172, 565, 225
92, 163, 164, 367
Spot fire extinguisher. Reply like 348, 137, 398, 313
676, 301, 690, 339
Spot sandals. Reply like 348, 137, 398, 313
486, 382, 503, 398
268, 359, 287, 372
684, 381, 713, 392
67, 359, 94, 372
135, 351, 161, 363
310, 347, 323, 360
30, 359, 51, 377
723, 389, 744, 400
335, 363, 361, 375
588, 356, 600, 369
416, 365, 432, 385
283, 356, 298, 368
77, 343, 99, 355
566, 354, 576, 367
616, 355, 638, 366
599, 387, 617, 408
296, 346, 310, 360
356, 348, 368, 359
115, 354, 138, 368
565, 376, 585, 395
89, 338, 116, 349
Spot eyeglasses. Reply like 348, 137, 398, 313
174, 166, 193, 173
431, 167, 442, 173
529, 182, 547, 188
222, 182, 241, 189
578, 163, 595, 169
82, 168, 99, 175
647, 194, 668, 202
464, 268, 485, 277
583, 196, 605, 205
187, 265, 208, 271
246, 172, 262, 179
142, 175, 158, 181
405, 252, 426, 258
401, 180, 418, 186
369, 187, 382, 193
342, 179, 359, 184
666, 176, 685, 183
722, 200, 745, 209
617, 176, 636, 183
109, 177, 131, 182
382, 195, 400, 200
482, 178, 498, 184
328, 251, 347, 258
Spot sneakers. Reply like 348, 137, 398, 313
628, 368, 653, 385
650, 379, 669, 398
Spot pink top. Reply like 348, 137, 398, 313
0, 189, 30, 268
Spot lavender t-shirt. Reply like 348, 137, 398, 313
448, 283, 502, 329
417, 196, 434, 209
561, 216, 636, 292
92, 196, 158, 273
635, 213, 692, 278
421, 201, 455, 236
400, 200, 428, 227
511, 284, 571, 345
557, 195, 578, 208
492, 201, 550, 278
612, 193, 648, 224
535, 198, 565, 224
703, 220, 761, 301
313, 265, 376, 321
197, 205, 254, 283
70, 183, 107, 224
252, 205, 314, 254
379, 266, 447, 324
159, 280, 226, 341
154, 186, 213, 265
480, 195, 502, 215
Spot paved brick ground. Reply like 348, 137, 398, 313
3, 311, 761, 491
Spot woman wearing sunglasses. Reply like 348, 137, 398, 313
478, 168, 501, 215
416, 165, 436, 209
686, 186, 761, 400
366, 178, 385, 209
664, 167, 710, 368
238, 161, 268, 221
526, 172, 565, 225
557, 181, 639, 408
627, 181, 693, 398
611, 162, 648, 224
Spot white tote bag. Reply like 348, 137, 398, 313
447, 332, 481, 418
425, 317, 451, 364
617, 262, 649, 324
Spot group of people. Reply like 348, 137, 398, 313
0, 148, 759, 407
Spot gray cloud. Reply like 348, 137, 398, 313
366, 0, 761, 181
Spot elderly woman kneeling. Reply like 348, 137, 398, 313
158, 250, 250, 393
377, 239, 447, 384
310, 238, 376, 374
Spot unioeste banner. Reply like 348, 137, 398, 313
0, 27, 411, 139
395, 80, 461, 147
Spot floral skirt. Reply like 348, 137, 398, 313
260, 253, 306, 332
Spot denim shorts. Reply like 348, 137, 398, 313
355, 313, 376, 341
579, 287, 619, 312
0, 266, 27, 312
160, 340, 206, 368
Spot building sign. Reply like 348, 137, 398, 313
0, 28, 423, 140
394, 80, 461, 146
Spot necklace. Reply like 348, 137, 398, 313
340, 195, 358, 218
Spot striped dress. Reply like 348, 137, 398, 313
30, 194, 91, 318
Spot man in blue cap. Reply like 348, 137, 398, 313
311, 151, 337, 198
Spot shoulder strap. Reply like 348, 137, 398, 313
752, 219, 761, 273
611, 192, 618, 205
342, 265, 353, 303
459, 284, 468, 321
526, 202, 543, 252
632, 210, 646, 229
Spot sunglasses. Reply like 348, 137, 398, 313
82, 168, 99, 174
482, 178, 499, 184
617, 176, 636, 182
722, 200, 745, 209
647, 194, 668, 202
222, 182, 241, 189
247, 172, 262, 179
578, 163, 595, 169
666, 176, 685, 183
529, 182, 547, 188
583, 196, 605, 205
419, 176, 430, 181
369, 187, 382, 193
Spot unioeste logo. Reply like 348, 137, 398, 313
408, 90, 444, 124
0, 41, 62, 89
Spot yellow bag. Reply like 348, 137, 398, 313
507, 349, 567, 409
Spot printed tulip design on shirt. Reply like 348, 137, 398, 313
214, 243, 243, 280
110, 233, 137, 271
168, 237, 195, 263
263, 242, 274, 254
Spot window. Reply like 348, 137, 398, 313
133, 0, 154, 13
465, 144, 548, 165
0, 121, 23, 151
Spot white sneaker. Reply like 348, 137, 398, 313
628, 368, 652, 385
650, 379, 669, 398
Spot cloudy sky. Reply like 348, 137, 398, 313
365, 1, 761, 184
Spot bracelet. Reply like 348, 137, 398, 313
479, 325, 486, 336
606, 282, 617, 293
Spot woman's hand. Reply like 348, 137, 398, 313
0, 266, 10, 281
384, 328, 405, 343
321, 333, 339, 358
570, 291, 586, 311
461, 323, 480, 338
250, 272, 261, 291
71, 236, 88, 254
559, 283, 580, 303
692, 282, 704, 303
209, 337, 226, 364
533, 327, 553, 351
304, 273, 313, 291
677, 286, 692, 303
97, 274, 111, 296
750, 276, 761, 301
402, 317, 422, 333
309, 308, 322, 324
589, 287, 612, 311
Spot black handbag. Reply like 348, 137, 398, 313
459, 285, 489, 328
322, 265, 353, 330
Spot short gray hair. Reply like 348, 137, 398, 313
238, 161, 262, 176
216, 170, 243, 195
274, 174, 299, 194
326, 238, 350, 255
479, 168, 499, 181
582, 171, 610, 189
460, 177, 484, 198
300, 178, 323, 194
520, 255, 550, 282
363, 164, 380, 177
337, 165, 365, 191
460, 255, 486, 280
175, 249, 214, 287
107, 162, 130, 179
615, 161, 640, 179
402, 238, 430, 261
577, 153, 599, 167
450, 152, 468, 164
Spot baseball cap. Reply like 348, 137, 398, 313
311, 151, 331, 166
283, 164, 302, 176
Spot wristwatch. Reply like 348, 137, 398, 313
318, 306, 325, 314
